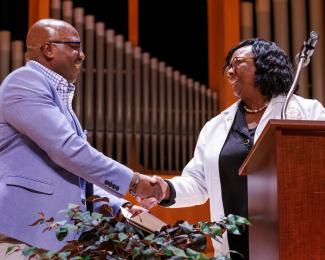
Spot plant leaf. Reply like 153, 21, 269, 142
166, 245, 187, 257
56, 220, 67, 226
185, 247, 199, 257
42, 251, 56, 259
86, 195, 110, 204
45, 217, 54, 223
29, 218, 44, 226
115, 222, 126, 232
56, 226, 69, 241
5, 245, 20, 256
21, 247, 37, 256
144, 233, 155, 241
99, 204, 113, 216
91, 212, 103, 220
57, 251, 71, 260
178, 221, 194, 234
118, 232, 128, 241
67, 203, 79, 210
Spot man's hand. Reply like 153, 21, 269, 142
129, 173, 166, 207
127, 204, 148, 217
117, 203, 147, 221
138, 175, 170, 209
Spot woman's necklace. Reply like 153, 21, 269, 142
243, 102, 269, 114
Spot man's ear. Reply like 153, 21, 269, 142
41, 43, 55, 59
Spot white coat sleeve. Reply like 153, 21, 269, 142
168, 124, 209, 207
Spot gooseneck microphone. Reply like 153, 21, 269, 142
281, 31, 319, 119
295, 31, 319, 67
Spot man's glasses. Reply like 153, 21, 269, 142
224, 56, 254, 73
43, 41, 82, 56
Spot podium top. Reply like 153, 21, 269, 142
239, 119, 325, 176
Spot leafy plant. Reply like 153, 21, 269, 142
8, 197, 250, 260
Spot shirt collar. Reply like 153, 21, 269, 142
28, 60, 75, 109
29, 60, 74, 89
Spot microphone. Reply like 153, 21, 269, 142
295, 31, 319, 67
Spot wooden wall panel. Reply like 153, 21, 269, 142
29, 0, 50, 28
128, 0, 139, 46
207, 0, 240, 111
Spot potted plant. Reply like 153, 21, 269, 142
7, 197, 250, 259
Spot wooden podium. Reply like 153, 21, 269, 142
239, 119, 325, 260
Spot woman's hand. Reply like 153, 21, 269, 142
138, 175, 170, 209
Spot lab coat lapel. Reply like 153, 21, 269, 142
221, 101, 240, 134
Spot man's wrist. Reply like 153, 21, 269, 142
129, 172, 140, 195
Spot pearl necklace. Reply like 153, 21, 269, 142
243, 102, 269, 114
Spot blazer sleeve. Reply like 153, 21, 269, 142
2, 67, 132, 198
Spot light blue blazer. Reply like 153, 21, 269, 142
0, 62, 132, 250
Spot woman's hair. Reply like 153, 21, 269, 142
223, 38, 294, 99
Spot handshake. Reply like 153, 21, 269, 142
128, 172, 170, 209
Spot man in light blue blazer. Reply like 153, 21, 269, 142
0, 19, 162, 253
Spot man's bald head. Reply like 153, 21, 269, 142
25, 19, 84, 83
26, 19, 78, 61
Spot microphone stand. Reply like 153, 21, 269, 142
281, 31, 319, 119
280, 57, 305, 119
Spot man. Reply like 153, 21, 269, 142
0, 18, 161, 255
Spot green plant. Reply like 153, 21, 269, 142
7, 197, 250, 260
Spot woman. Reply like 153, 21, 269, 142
144, 38, 325, 259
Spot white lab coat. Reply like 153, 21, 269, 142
168, 94, 325, 255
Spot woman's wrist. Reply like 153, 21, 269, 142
164, 181, 171, 200
159, 180, 176, 206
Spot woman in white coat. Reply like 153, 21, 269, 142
144, 38, 325, 259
